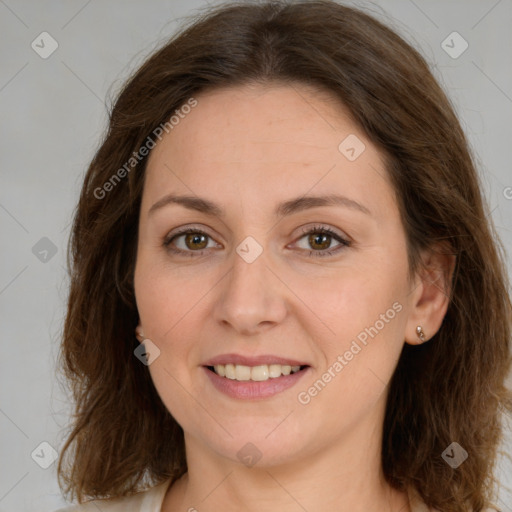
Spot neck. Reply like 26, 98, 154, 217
162, 403, 411, 512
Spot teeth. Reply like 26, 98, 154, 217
251, 365, 268, 381
225, 363, 236, 379
281, 365, 292, 376
212, 364, 302, 381
235, 364, 251, 381
269, 364, 282, 378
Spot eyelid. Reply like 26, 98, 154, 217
163, 223, 351, 257
289, 224, 351, 256
163, 224, 221, 248
295, 224, 350, 244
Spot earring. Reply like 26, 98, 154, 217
416, 325, 426, 343
135, 327, 145, 340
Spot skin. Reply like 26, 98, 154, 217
133, 83, 453, 512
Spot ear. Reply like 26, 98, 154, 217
135, 323, 145, 342
404, 243, 456, 345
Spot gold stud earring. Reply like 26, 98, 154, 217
416, 325, 426, 343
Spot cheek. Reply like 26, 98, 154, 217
305, 259, 409, 400
135, 267, 205, 427
134, 256, 204, 341
301, 287, 407, 426
306, 265, 406, 340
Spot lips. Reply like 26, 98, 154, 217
201, 353, 310, 399
202, 353, 309, 367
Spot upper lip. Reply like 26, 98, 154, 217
203, 353, 309, 367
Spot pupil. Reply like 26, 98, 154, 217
310, 233, 330, 250
187, 233, 207, 249
183, 232, 332, 251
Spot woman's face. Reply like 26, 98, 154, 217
134, 83, 421, 467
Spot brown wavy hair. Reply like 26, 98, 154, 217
57, 1, 512, 510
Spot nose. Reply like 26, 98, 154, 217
213, 248, 288, 336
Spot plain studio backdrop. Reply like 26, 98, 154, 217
0, 0, 511, 511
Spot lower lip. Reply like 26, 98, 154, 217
203, 366, 310, 400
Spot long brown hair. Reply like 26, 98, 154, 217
57, 1, 512, 510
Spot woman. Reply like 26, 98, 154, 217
54, 1, 511, 511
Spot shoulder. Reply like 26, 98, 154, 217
407, 486, 501, 512
52, 493, 147, 512
53, 478, 173, 512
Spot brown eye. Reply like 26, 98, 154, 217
164, 229, 216, 255
295, 225, 351, 258
308, 232, 332, 251
183, 233, 208, 250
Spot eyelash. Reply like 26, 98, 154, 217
163, 224, 351, 258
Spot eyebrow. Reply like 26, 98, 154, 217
148, 192, 371, 218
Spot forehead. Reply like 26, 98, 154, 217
149, 83, 365, 161
142, 83, 394, 218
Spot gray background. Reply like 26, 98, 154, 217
1, 0, 511, 511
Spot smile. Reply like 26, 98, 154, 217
203, 364, 310, 400
208, 363, 305, 381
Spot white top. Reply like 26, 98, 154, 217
54, 479, 500, 512
54, 479, 171, 512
